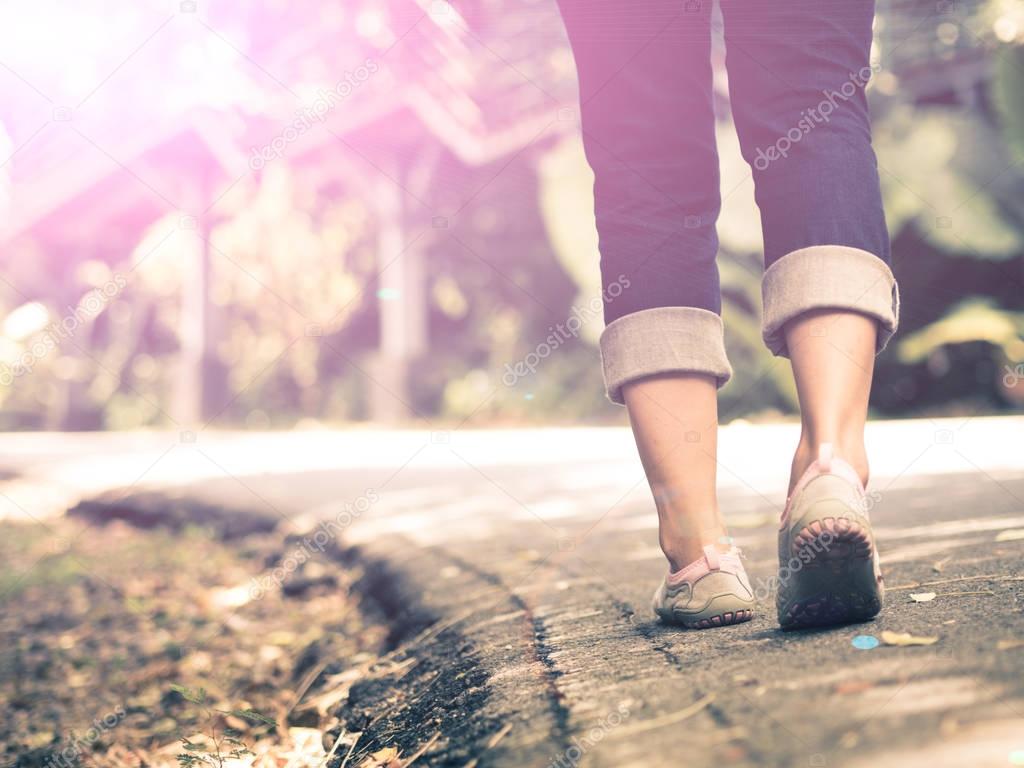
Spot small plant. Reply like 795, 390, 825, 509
171, 684, 276, 768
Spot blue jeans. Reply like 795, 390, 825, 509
557, 0, 899, 403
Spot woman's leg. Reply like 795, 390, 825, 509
556, 0, 732, 567
785, 309, 876, 494
721, 0, 896, 626
622, 373, 723, 571
559, 1, 754, 626
719, 0, 898, 479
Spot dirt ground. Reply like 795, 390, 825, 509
0, 516, 387, 768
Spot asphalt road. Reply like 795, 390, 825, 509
3, 418, 1024, 767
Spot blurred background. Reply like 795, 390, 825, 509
1, 0, 1023, 431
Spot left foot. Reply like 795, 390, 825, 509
652, 544, 755, 629
777, 444, 884, 630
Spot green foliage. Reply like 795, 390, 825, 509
170, 683, 273, 768
992, 45, 1024, 160
536, 137, 602, 346
228, 709, 278, 726
170, 684, 208, 705
897, 298, 1024, 363
874, 106, 1022, 258
877, 28, 1024, 409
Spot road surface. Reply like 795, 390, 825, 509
2, 417, 1024, 767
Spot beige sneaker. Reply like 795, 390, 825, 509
777, 443, 884, 629
652, 544, 755, 629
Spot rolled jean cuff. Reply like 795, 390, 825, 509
762, 246, 900, 358
599, 307, 733, 405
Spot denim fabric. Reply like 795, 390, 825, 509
601, 307, 733, 402
556, 0, 891, 327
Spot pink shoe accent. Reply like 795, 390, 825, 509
818, 443, 833, 472
703, 543, 720, 570
666, 544, 741, 587
654, 543, 755, 628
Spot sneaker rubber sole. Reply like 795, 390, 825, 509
777, 498, 883, 630
657, 595, 755, 630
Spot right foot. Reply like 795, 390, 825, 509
777, 444, 884, 629
652, 544, 755, 629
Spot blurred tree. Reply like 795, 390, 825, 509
1, 0, 1022, 428
872, 0, 1024, 412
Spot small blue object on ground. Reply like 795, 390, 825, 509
852, 635, 879, 650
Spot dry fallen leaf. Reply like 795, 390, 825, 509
287, 727, 327, 758
359, 747, 401, 768
838, 731, 860, 749
939, 716, 959, 736
909, 592, 937, 602
881, 630, 938, 647
996, 639, 1024, 651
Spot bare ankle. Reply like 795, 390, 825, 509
790, 432, 869, 494
658, 516, 729, 572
